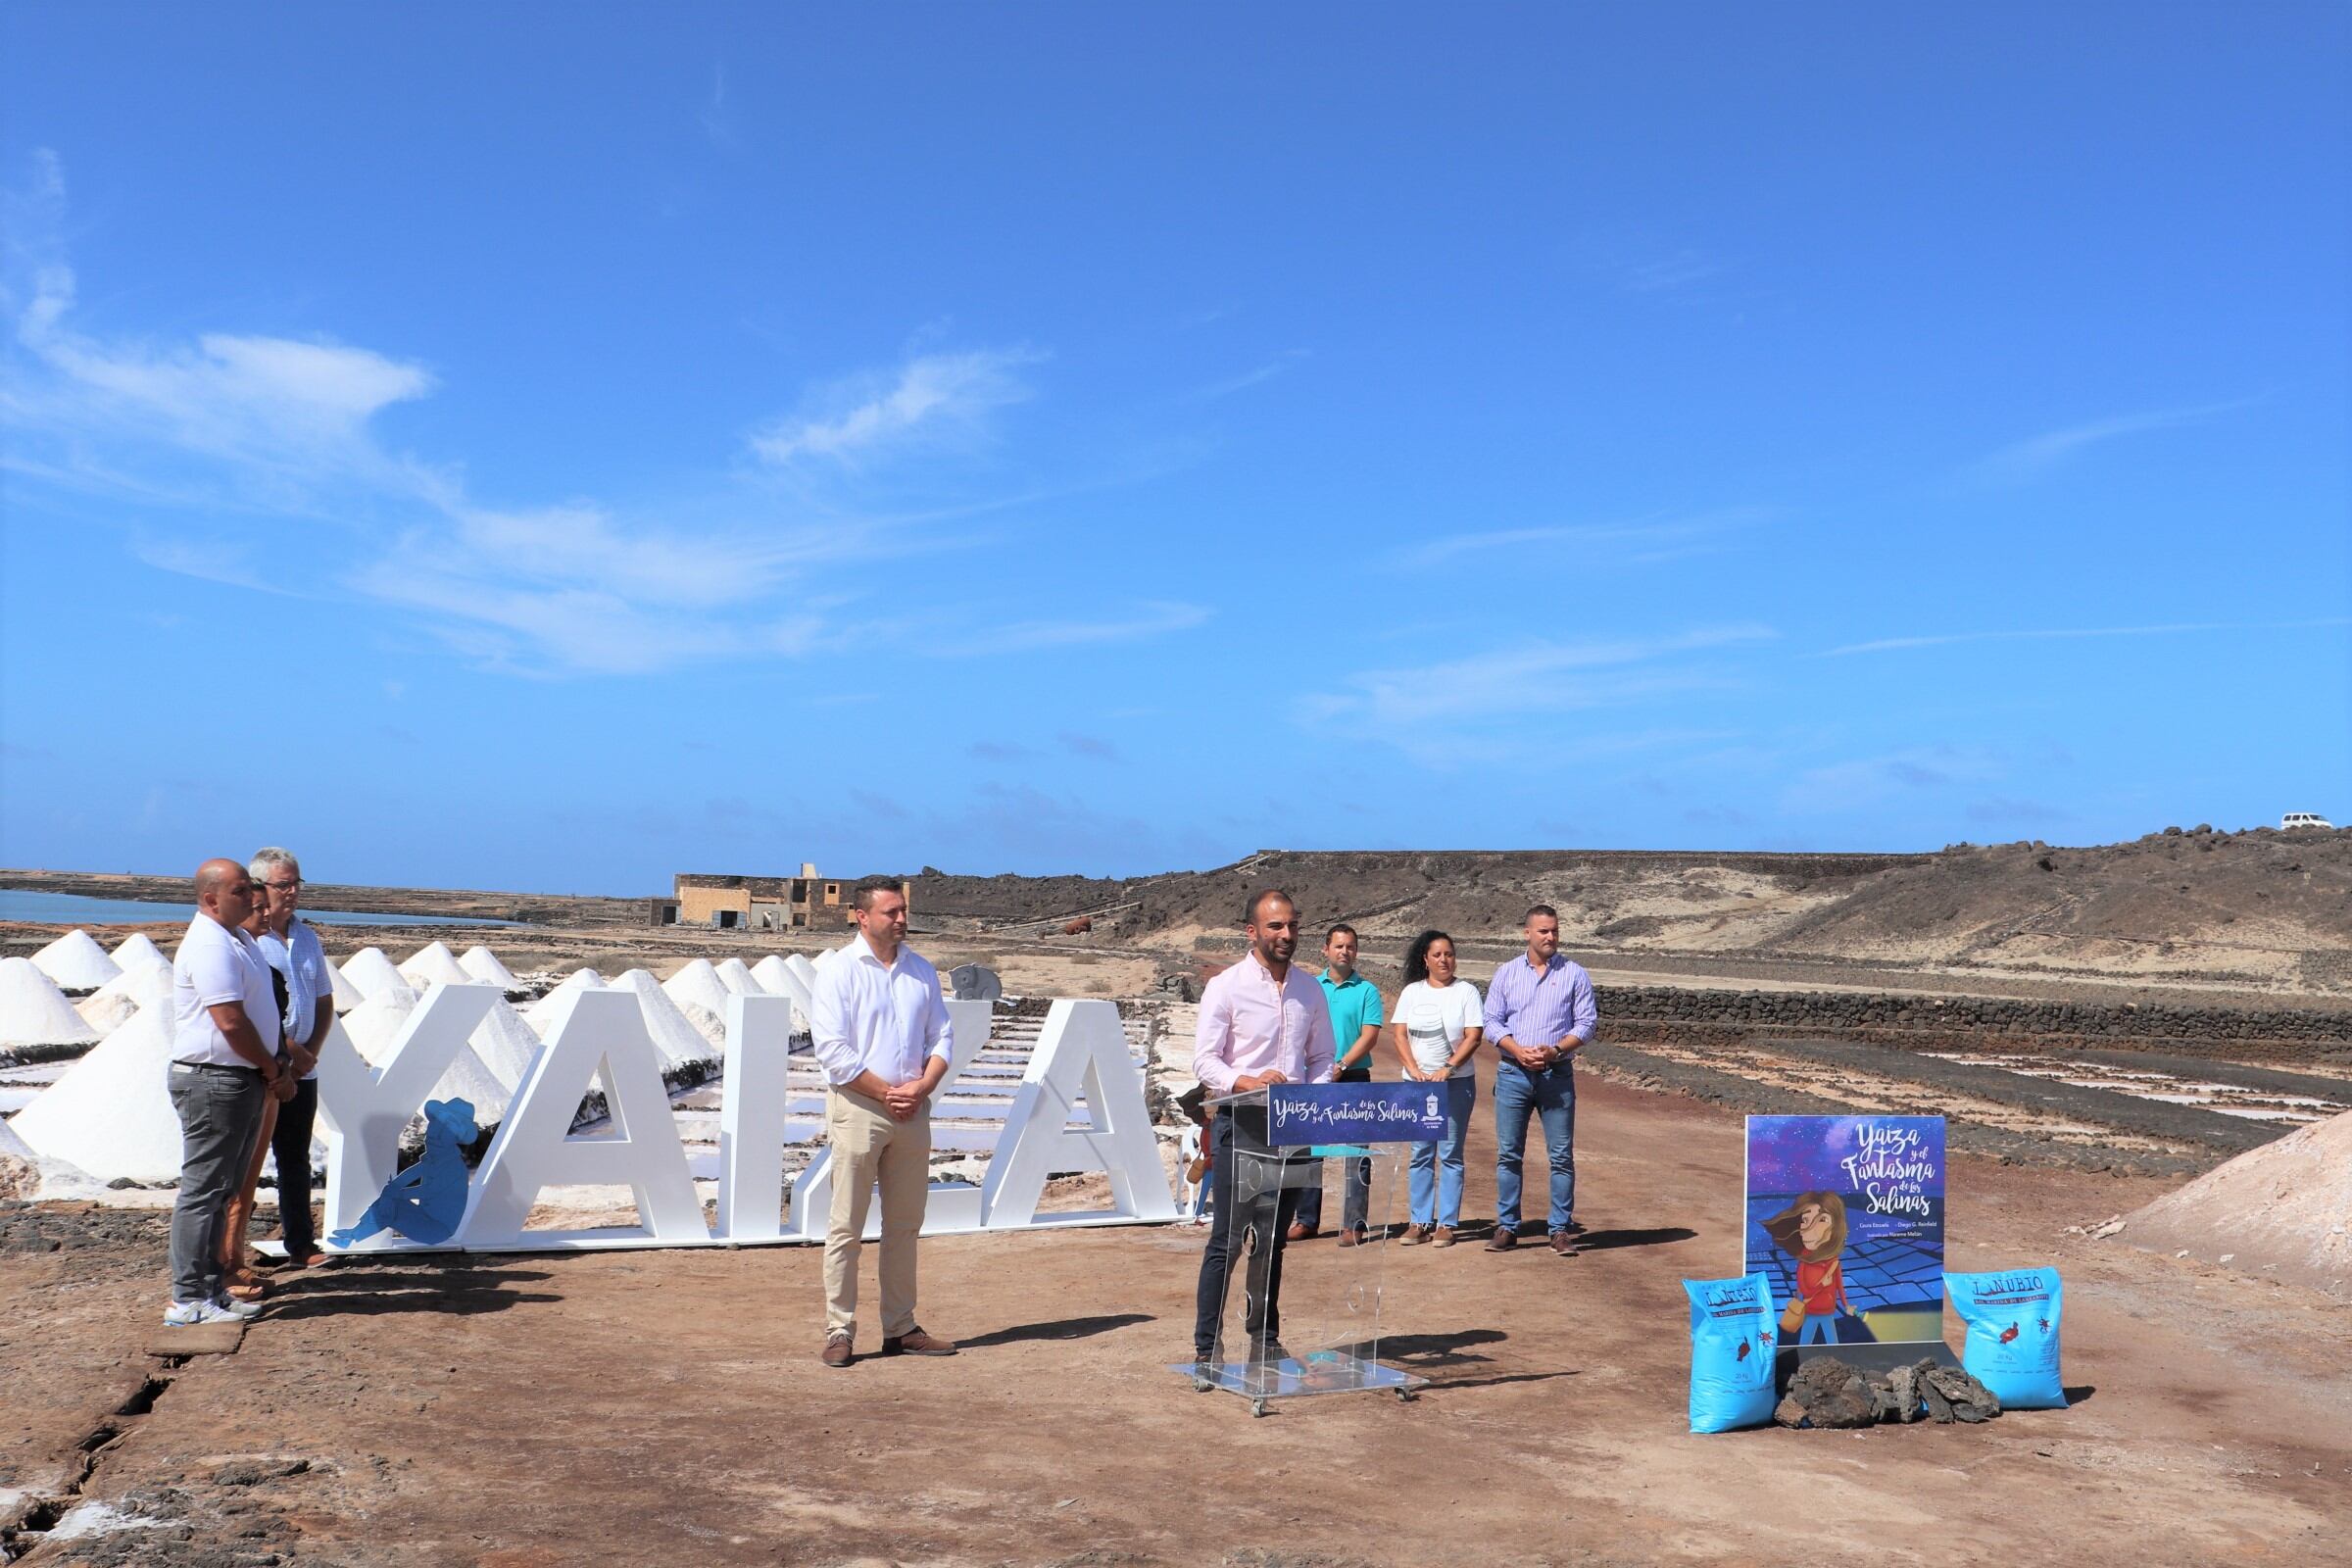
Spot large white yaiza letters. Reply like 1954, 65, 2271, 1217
314, 981, 500, 1240
462, 987, 707, 1247
983, 999, 1177, 1229
716, 992, 796, 1240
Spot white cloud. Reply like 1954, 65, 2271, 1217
1386, 506, 1780, 571
1821, 616, 2351, 658
934, 601, 1211, 657
1976, 398, 2252, 478
1191, 349, 1309, 401
750, 347, 1040, 465
1299, 624, 1777, 740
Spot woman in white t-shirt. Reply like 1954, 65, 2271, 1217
1389, 929, 1482, 1246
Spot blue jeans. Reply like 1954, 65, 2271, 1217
1406, 1076, 1477, 1227
1493, 1060, 1575, 1234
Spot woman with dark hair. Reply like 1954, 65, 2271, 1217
1390, 929, 1482, 1246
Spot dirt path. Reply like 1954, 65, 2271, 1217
8, 1069, 2349, 1566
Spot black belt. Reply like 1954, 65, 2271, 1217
171, 1061, 264, 1075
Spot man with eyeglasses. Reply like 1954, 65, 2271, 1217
248, 848, 332, 1271
164, 858, 286, 1327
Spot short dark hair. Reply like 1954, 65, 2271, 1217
853, 878, 906, 912
1524, 904, 1558, 924
1243, 888, 1295, 926
1324, 923, 1357, 945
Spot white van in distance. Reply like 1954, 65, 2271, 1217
2280, 811, 2335, 830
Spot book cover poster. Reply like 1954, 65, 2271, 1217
1743, 1115, 1945, 1347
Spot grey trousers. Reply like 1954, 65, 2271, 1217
168, 1063, 268, 1304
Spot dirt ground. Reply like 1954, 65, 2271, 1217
7, 1065, 2349, 1567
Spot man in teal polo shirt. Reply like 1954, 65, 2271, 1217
1290, 923, 1386, 1245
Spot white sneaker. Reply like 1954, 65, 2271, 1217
164, 1298, 243, 1326
210, 1294, 263, 1320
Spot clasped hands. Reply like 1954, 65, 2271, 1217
881, 1079, 929, 1121
1507, 1037, 1577, 1071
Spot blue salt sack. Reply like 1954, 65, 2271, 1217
1945, 1268, 2067, 1410
1686, 1273, 1779, 1433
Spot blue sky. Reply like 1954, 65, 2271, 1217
2, 4, 2346, 893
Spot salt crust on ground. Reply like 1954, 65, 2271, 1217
31, 928, 122, 991
0, 956, 101, 1047
2124, 1106, 2352, 1301
7, 1004, 180, 1182
459, 945, 522, 989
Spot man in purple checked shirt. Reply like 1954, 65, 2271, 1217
1481, 904, 1599, 1255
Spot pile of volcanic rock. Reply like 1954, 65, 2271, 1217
1774, 1357, 2002, 1429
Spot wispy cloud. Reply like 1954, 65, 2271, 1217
1385, 506, 1779, 572
1190, 349, 1309, 402
750, 347, 1041, 466
1057, 731, 1119, 761
1618, 248, 1727, 293
1299, 624, 1776, 746
1976, 398, 2253, 479
1781, 745, 2006, 813
1822, 616, 2351, 658
698, 65, 736, 148
0, 154, 1056, 679
935, 601, 1211, 657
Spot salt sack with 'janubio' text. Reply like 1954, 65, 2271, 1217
1685, 1273, 1779, 1433
1944, 1268, 2067, 1409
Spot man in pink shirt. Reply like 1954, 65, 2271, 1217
1191, 889, 1338, 1372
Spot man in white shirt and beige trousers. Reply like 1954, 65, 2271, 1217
809, 879, 959, 1368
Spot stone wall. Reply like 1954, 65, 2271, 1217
1596, 983, 2352, 1061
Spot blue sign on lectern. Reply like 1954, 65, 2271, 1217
1267, 1082, 1448, 1146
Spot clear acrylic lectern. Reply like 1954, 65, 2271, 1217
1171, 1084, 1432, 1416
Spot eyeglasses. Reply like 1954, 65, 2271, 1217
264, 880, 302, 892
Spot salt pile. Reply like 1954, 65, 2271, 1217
662, 957, 735, 1020
468, 999, 546, 1091
343, 983, 514, 1125
339, 947, 408, 999
459, 945, 522, 990
611, 969, 721, 1067
400, 940, 473, 989
77, 963, 172, 1035
715, 956, 763, 996
322, 957, 366, 1012
0, 957, 102, 1049
2121, 1107, 2352, 1301
7, 1004, 181, 1183
524, 967, 606, 1032
110, 932, 172, 979
31, 929, 122, 992
750, 954, 796, 994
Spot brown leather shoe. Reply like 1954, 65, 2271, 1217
1286, 1222, 1315, 1243
820, 1331, 853, 1368
1432, 1226, 1458, 1247
1485, 1228, 1518, 1252
1548, 1231, 1578, 1255
1335, 1228, 1367, 1249
1398, 1223, 1431, 1246
884, 1326, 957, 1356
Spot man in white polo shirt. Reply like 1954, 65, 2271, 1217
809, 878, 957, 1368
164, 858, 287, 1326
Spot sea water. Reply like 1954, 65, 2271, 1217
0, 889, 518, 927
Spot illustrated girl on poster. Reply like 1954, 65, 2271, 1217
1763, 1191, 1876, 1346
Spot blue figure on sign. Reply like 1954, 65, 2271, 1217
329, 1098, 478, 1248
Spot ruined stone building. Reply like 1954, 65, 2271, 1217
652, 866, 910, 931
